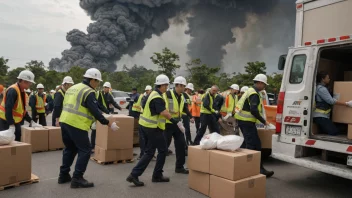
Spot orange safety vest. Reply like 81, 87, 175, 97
35, 94, 46, 113
191, 94, 202, 117
0, 84, 26, 124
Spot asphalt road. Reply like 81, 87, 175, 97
1, 111, 352, 198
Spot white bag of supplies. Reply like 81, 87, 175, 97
216, 135, 244, 151
0, 127, 15, 145
200, 133, 222, 150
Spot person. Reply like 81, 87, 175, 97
127, 88, 140, 118
50, 90, 55, 99
58, 68, 119, 188
0, 84, 4, 103
52, 76, 74, 127
29, 83, 48, 126
193, 85, 221, 145
135, 85, 152, 159
235, 74, 274, 178
238, 86, 249, 99
183, 83, 194, 145
45, 91, 54, 116
98, 82, 122, 114
164, 77, 193, 174
313, 71, 352, 135
191, 89, 204, 134
221, 84, 239, 121
0, 70, 34, 141
126, 74, 185, 187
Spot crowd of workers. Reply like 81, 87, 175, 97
0, 67, 274, 189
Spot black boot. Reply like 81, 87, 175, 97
126, 174, 144, 187
58, 174, 72, 184
260, 164, 274, 178
175, 168, 189, 174
70, 177, 94, 188
152, 175, 170, 183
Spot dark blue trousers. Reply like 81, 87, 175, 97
238, 120, 261, 151
313, 117, 338, 136
164, 123, 186, 169
138, 125, 147, 157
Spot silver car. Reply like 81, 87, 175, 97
111, 90, 131, 109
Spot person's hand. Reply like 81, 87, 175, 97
190, 118, 195, 123
55, 120, 60, 127
32, 122, 42, 127
110, 122, 119, 132
265, 121, 270, 126
214, 110, 219, 114
177, 122, 185, 133
223, 113, 232, 121
346, 100, 352, 107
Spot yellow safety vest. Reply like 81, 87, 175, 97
139, 91, 166, 130
96, 91, 107, 109
35, 94, 46, 113
163, 91, 184, 123
0, 84, 26, 124
235, 88, 263, 123
226, 94, 238, 115
60, 83, 96, 131
58, 89, 65, 97
132, 94, 144, 113
200, 92, 215, 114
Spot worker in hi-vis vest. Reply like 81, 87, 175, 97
0, 70, 36, 141
235, 74, 274, 178
127, 74, 186, 187
29, 83, 49, 126
52, 76, 74, 127
183, 83, 195, 146
58, 68, 119, 189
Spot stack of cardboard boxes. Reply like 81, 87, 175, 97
94, 114, 134, 162
21, 126, 64, 152
257, 129, 276, 149
0, 141, 32, 186
188, 146, 266, 198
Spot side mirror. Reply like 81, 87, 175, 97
278, 54, 287, 70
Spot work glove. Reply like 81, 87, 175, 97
8, 125, 16, 134
31, 122, 42, 128
214, 110, 219, 114
223, 113, 232, 121
346, 100, 352, 107
177, 122, 185, 133
91, 122, 97, 130
110, 122, 119, 132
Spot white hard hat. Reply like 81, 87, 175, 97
83, 68, 102, 81
103, 82, 111, 88
17, 70, 35, 83
240, 86, 249, 93
173, 76, 187, 86
155, 74, 170, 85
25, 89, 31, 93
145, 85, 152, 91
43, 92, 47, 95
230, 84, 239, 90
186, 83, 194, 91
62, 76, 74, 85
50, 90, 55, 93
253, 74, 269, 85
56, 85, 60, 89
36, 83, 44, 89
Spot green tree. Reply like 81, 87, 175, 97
121, 64, 158, 92
0, 57, 9, 84
65, 66, 86, 85
231, 61, 267, 87
185, 59, 220, 90
6, 67, 26, 86
107, 71, 135, 91
45, 70, 64, 91
150, 47, 180, 81
267, 73, 283, 93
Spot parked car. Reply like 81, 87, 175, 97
111, 90, 130, 109
267, 93, 277, 105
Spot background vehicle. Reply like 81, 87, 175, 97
111, 90, 130, 109
267, 93, 277, 105
273, 0, 352, 180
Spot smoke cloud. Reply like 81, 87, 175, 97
49, 0, 295, 72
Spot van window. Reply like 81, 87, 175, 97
289, 55, 307, 84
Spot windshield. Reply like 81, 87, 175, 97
112, 91, 129, 98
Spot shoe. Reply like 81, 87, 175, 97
152, 176, 170, 183
260, 168, 274, 178
175, 168, 189, 174
70, 177, 94, 188
126, 174, 144, 187
58, 174, 72, 184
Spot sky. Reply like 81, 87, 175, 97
0, 0, 293, 74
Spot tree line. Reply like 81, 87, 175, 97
0, 48, 282, 93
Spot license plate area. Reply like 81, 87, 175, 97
347, 156, 352, 166
285, 125, 302, 136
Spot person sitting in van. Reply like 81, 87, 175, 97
314, 71, 352, 135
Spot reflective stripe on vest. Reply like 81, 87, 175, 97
200, 92, 214, 114
35, 94, 46, 113
59, 83, 95, 131
164, 91, 184, 123
314, 108, 331, 114
132, 94, 143, 113
139, 91, 166, 130
0, 84, 26, 124
96, 91, 107, 109
235, 88, 263, 123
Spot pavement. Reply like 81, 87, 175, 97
2, 110, 352, 198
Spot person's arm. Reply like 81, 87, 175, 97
97, 93, 110, 114
4, 88, 17, 125
24, 111, 32, 123
46, 95, 54, 112
141, 95, 148, 109
317, 87, 347, 106
29, 95, 37, 116
85, 92, 110, 125
249, 94, 266, 125
183, 102, 192, 118
53, 93, 64, 120
109, 93, 121, 110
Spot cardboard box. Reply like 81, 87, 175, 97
210, 149, 260, 181
94, 146, 117, 162
188, 170, 210, 196
116, 148, 133, 161
188, 145, 210, 173
0, 141, 31, 186
44, 126, 64, 150
332, 82, 352, 124
210, 174, 266, 198
348, 125, 352, 140
21, 127, 49, 152
257, 129, 276, 149
96, 114, 134, 149
344, 71, 352, 81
